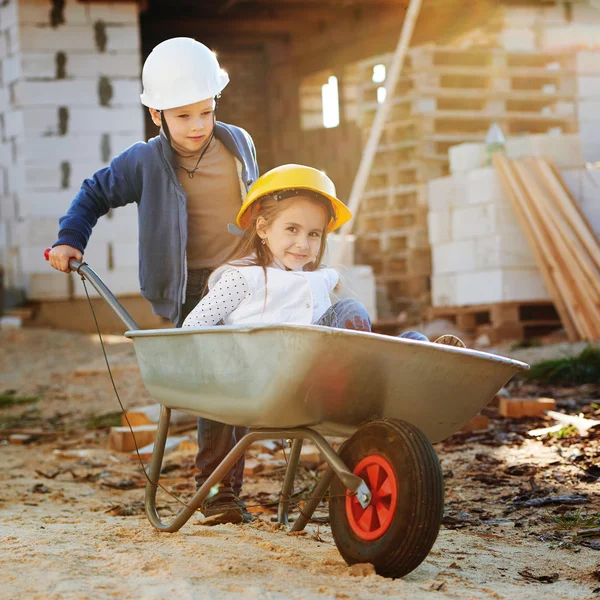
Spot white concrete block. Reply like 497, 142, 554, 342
112, 242, 138, 269
19, 244, 55, 274
431, 274, 456, 307
427, 176, 455, 212
427, 210, 451, 245
465, 167, 508, 206
502, 6, 541, 28
0, 220, 7, 248
73, 267, 140, 299
14, 80, 98, 107
541, 25, 600, 50
3, 54, 21, 85
21, 51, 141, 79
26, 271, 72, 300
4, 109, 24, 139
0, 0, 19, 30
499, 28, 537, 52
19, 0, 138, 26
333, 265, 377, 322
575, 51, 600, 75
560, 166, 600, 237
577, 76, 600, 98
432, 240, 476, 275
474, 230, 536, 270
92, 205, 139, 242
23, 134, 105, 162
0, 193, 17, 221
20, 189, 77, 218
578, 100, 600, 120
573, 4, 600, 24
9, 217, 58, 247
451, 204, 519, 240
111, 79, 142, 106
22, 106, 143, 136
19, 25, 98, 52
105, 26, 140, 53
455, 268, 551, 306
449, 143, 487, 174
323, 234, 355, 267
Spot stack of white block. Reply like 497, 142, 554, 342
499, 3, 600, 52
560, 166, 600, 238
0, 0, 144, 301
429, 133, 586, 307
574, 51, 600, 163
499, 3, 600, 163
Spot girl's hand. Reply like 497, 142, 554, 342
47, 245, 83, 273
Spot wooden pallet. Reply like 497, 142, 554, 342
426, 301, 561, 342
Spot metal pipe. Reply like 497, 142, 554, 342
71, 260, 139, 331
291, 466, 335, 532
144, 427, 370, 533
277, 439, 303, 525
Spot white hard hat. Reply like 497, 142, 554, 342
140, 38, 230, 110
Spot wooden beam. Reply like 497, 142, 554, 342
142, 16, 303, 37
333, 0, 423, 250
218, 0, 241, 14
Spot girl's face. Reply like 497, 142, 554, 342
257, 196, 328, 271
149, 98, 215, 153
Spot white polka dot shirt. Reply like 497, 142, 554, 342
182, 268, 249, 328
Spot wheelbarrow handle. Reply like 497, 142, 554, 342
44, 247, 82, 272
43, 248, 139, 331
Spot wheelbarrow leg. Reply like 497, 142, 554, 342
291, 465, 335, 532
145, 405, 171, 524
277, 439, 303, 525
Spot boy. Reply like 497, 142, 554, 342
48, 37, 259, 525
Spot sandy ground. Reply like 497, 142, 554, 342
1, 328, 600, 599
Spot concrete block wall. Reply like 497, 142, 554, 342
1, 0, 144, 302
499, 3, 600, 163
427, 166, 552, 307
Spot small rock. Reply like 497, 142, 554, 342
349, 563, 376, 577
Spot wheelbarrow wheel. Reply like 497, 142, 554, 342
329, 418, 444, 579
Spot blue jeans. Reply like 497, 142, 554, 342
317, 298, 430, 342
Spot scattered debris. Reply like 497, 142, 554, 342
506, 494, 588, 513
349, 563, 376, 577
518, 568, 559, 583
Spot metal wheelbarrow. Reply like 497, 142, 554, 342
49, 253, 529, 579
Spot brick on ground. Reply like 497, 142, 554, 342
460, 414, 489, 433
499, 397, 556, 419
108, 424, 157, 453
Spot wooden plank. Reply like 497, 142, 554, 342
532, 159, 600, 273
492, 154, 580, 341
513, 161, 598, 340
333, 0, 423, 258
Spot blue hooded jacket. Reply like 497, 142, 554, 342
53, 122, 259, 326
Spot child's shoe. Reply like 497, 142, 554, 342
235, 496, 253, 523
433, 334, 466, 348
200, 490, 244, 525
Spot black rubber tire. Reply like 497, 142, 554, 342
329, 418, 444, 579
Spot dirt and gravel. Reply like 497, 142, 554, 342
2, 327, 600, 599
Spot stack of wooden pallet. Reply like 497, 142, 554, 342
494, 155, 600, 342
354, 45, 579, 317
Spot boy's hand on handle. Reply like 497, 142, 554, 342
46, 245, 83, 273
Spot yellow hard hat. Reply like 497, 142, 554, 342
236, 164, 352, 233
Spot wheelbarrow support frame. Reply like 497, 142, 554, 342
146, 405, 371, 531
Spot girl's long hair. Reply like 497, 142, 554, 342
223, 193, 336, 272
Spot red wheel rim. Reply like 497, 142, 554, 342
346, 454, 398, 541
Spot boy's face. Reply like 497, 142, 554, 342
257, 197, 328, 271
149, 97, 216, 153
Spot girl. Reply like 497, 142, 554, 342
182, 164, 372, 333
183, 164, 463, 525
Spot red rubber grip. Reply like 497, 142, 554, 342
44, 248, 51, 261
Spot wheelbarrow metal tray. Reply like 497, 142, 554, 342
125, 324, 528, 442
